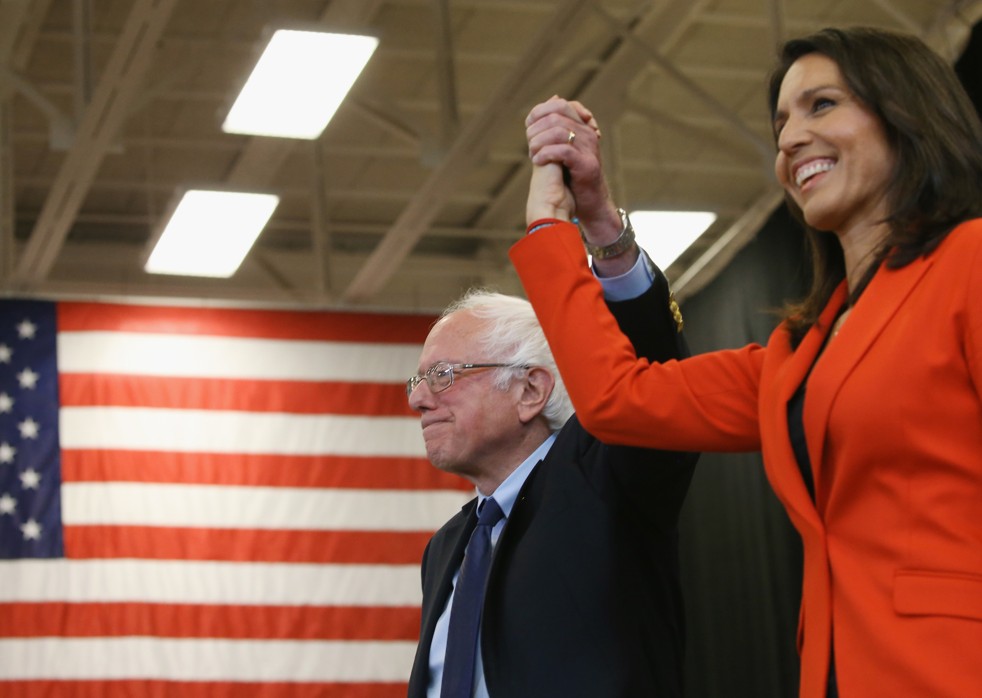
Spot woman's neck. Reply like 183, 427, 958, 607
837, 220, 890, 295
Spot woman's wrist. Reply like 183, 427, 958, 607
526, 218, 569, 235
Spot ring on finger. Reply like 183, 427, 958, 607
567, 130, 576, 145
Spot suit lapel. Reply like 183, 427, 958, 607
418, 501, 478, 651
487, 425, 580, 592
805, 255, 935, 502
494, 421, 579, 548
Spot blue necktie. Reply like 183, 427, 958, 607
440, 497, 504, 698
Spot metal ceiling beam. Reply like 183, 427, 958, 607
0, 0, 30, 60
591, 4, 773, 164
28, 238, 499, 309
924, 0, 982, 61
624, 99, 770, 177
0, 106, 11, 282
768, 0, 786, 48
0, 66, 74, 146
0, 0, 50, 285
11, 0, 179, 287
868, 0, 921, 34
471, 0, 714, 235
72, 0, 94, 121
0, 0, 52, 70
432, 0, 460, 150
310, 139, 333, 297
671, 187, 784, 302
341, 0, 597, 303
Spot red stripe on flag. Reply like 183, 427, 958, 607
0, 603, 421, 640
59, 374, 416, 416
61, 450, 468, 491
57, 302, 436, 343
64, 526, 432, 564
0, 681, 408, 698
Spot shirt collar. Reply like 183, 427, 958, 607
476, 431, 557, 519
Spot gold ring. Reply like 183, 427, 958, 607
567, 130, 576, 145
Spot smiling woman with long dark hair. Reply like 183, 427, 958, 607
513, 26, 982, 698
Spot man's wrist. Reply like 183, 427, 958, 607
580, 208, 637, 260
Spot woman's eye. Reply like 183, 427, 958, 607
812, 97, 835, 112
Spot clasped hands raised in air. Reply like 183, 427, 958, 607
523, 98, 612, 228
524, 96, 639, 274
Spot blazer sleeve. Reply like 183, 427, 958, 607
511, 221, 764, 453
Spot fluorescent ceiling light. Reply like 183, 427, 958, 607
222, 29, 378, 139
630, 210, 717, 270
145, 189, 279, 278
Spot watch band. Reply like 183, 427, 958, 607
580, 208, 636, 259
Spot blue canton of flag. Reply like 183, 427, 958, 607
0, 299, 64, 558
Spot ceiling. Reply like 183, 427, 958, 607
1, 0, 980, 313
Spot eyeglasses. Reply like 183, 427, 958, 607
406, 361, 522, 397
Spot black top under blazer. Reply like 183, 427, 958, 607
407, 271, 697, 698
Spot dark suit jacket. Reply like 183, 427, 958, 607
407, 272, 697, 697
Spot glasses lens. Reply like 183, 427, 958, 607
428, 362, 454, 393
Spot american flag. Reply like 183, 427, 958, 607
0, 298, 470, 697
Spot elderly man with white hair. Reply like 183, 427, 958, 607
406, 276, 697, 698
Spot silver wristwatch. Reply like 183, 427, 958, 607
580, 208, 636, 259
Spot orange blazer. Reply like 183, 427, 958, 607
510, 218, 982, 698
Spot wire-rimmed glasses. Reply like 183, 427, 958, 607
406, 361, 521, 397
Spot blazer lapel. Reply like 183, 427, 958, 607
418, 501, 478, 648
805, 255, 935, 503
759, 294, 841, 530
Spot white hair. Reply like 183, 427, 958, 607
442, 288, 573, 430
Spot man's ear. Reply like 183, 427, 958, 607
516, 366, 555, 424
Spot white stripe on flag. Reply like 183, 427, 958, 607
61, 483, 470, 530
58, 332, 422, 381
0, 560, 423, 605
0, 638, 417, 681
60, 407, 426, 456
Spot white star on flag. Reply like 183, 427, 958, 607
0, 442, 15, 463
17, 319, 37, 339
18, 417, 40, 440
0, 343, 11, 363
0, 493, 16, 514
20, 518, 42, 540
20, 468, 41, 490
0, 392, 13, 413
17, 367, 39, 389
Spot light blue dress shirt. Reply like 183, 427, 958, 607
596, 248, 656, 300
